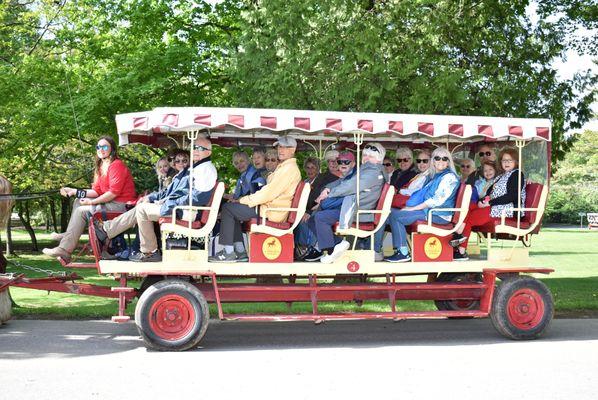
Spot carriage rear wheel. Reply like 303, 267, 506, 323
434, 273, 483, 314
135, 279, 209, 351
490, 275, 553, 340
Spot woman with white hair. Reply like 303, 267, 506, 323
459, 158, 475, 183
390, 146, 417, 190
379, 147, 459, 262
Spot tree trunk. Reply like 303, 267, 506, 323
50, 199, 58, 232
5, 221, 13, 256
60, 197, 69, 232
17, 202, 38, 252
0, 234, 6, 273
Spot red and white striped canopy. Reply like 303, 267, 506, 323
115, 107, 551, 146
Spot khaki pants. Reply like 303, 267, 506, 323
59, 200, 127, 254
104, 203, 163, 253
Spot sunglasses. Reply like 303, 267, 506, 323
460, 164, 471, 169
364, 145, 380, 153
96, 144, 110, 151
266, 158, 277, 162
383, 163, 393, 167
174, 158, 188, 164
337, 159, 352, 165
478, 151, 493, 157
416, 159, 429, 164
396, 158, 411, 163
434, 156, 450, 162
193, 145, 211, 151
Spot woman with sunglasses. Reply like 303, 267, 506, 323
389, 146, 417, 191
382, 156, 395, 183
264, 148, 279, 178
377, 147, 459, 262
450, 147, 526, 260
43, 136, 137, 261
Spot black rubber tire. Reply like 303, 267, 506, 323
434, 273, 483, 312
137, 275, 165, 298
135, 279, 209, 351
490, 275, 554, 340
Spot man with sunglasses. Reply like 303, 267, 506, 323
305, 144, 385, 263
390, 146, 417, 191
382, 156, 395, 183
211, 136, 301, 262
466, 143, 496, 186
95, 137, 217, 262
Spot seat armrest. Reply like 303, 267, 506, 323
426, 208, 461, 225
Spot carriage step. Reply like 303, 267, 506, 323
222, 310, 487, 322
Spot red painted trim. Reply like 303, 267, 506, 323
194, 114, 211, 126
388, 121, 403, 133
294, 117, 310, 130
536, 127, 550, 140
418, 122, 434, 136
223, 310, 488, 322
358, 119, 373, 132
133, 117, 148, 129
228, 114, 245, 127
260, 116, 277, 129
326, 118, 342, 131
508, 125, 523, 137
448, 124, 464, 136
478, 125, 494, 137
162, 113, 179, 127
479, 271, 496, 313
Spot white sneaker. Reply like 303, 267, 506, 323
374, 251, 384, 262
320, 240, 350, 264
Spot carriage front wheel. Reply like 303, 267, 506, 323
135, 279, 209, 351
490, 275, 554, 340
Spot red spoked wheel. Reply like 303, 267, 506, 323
434, 273, 482, 315
490, 275, 554, 340
135, 279, 209, 351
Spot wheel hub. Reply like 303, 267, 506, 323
148, 295, 196, 340
507, 289, 544, 330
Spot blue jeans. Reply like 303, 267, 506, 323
308, 209, 341, 250
374, 209, 450, 252
294, 220, 316, 247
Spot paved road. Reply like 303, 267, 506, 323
1, 318, 597, 400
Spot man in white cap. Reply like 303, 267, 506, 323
211, 136, 302, 262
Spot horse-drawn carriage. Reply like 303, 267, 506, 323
1, 107, 554, 351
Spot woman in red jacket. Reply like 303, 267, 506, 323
43, 136, 137, 262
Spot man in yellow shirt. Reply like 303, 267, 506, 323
211, 136, 302, 262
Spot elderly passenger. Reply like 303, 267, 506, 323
264, 148, 279, 178
459, 158, 476, 183
390, 146, 417, 190
382, 156, 395, 183
377, 147, 459, 262
252, 147, 268, 179
224, 151, 266, 201
306, 144, 385, 264
210, 136, 302, 262
451, 147, 526, 260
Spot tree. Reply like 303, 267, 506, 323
545, 130, 598, 223
229, 0, 596, 162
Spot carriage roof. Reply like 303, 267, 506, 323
115, 107, 551, 148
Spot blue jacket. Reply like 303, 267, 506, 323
147, 169, 189, 203
407, 169, 459, 220
319, 167, 357, 210
233, 165, 266, 199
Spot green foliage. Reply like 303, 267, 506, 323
545, 130, 598, 223
229, 0, 596, 161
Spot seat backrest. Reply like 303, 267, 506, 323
451, 183, 468, 225
524, 182, 544, 226
199, 182, 221, 225
287, 181, 308, 225
374, 183, 393, 225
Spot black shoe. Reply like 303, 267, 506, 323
449, 233, 467, 248
453, 249, 469, 261
93, 219, 108, 246
129, 250, 162, 262
303, 247, 324, 262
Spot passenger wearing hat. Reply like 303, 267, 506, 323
304, 144, 385, 263
210, 136, 302, 262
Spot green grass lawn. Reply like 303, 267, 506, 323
3, 228, 598, 319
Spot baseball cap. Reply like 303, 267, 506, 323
337, 151, 355, 162
273, 136, 297, 147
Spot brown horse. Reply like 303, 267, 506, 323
0, 174, 14, 323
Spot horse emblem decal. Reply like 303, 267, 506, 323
262, 236, 283, 260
